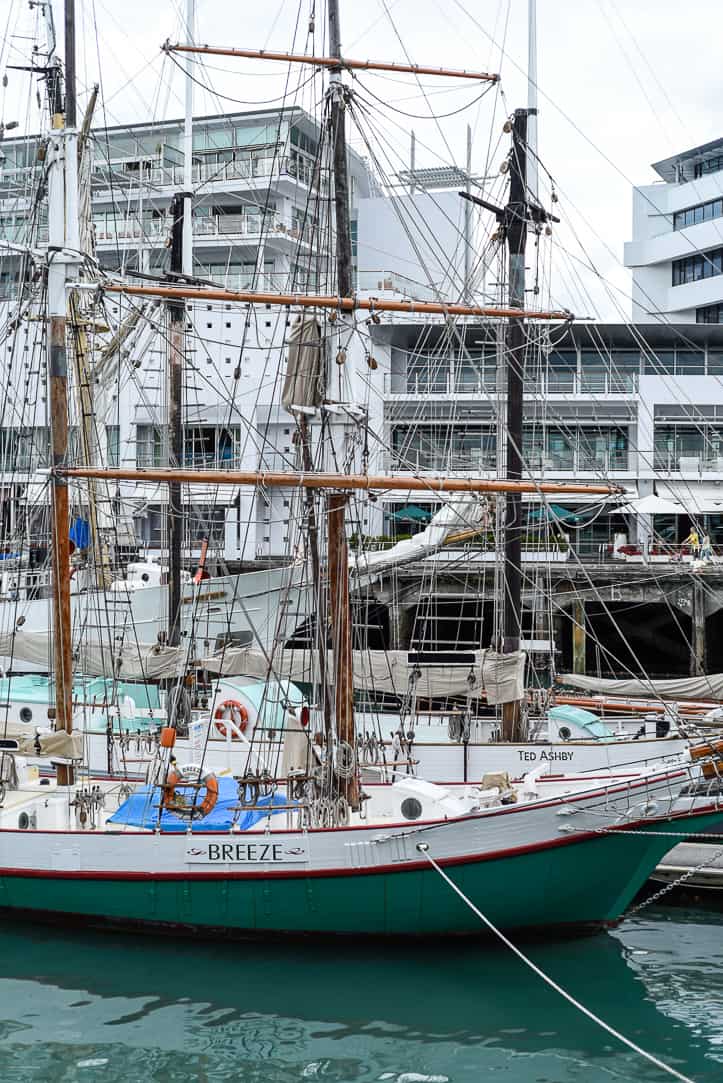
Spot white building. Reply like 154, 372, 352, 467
624, 138, 723, 324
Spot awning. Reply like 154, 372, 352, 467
623, 493, 683, 516
658, 484, 723, 514
392, 504, 432, 524
527, 503, 578, 524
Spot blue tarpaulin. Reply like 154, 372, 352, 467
108, 776, 292, 833
69, 518, 91, 550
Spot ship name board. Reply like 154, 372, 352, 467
518, 750, 575, 762
185, 841, 309, 864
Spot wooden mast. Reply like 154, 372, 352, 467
47, 0, 78, 785
166, 194, 186, 655
326, 0, 358, 808
502, 109, 529, 742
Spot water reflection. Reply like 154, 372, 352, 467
0, 910, 719, 1081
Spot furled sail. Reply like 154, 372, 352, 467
208, 647, 525, 703
351, 494, 487, 579
559, 672, 723, 702
282, 315, 323, 412
0, 631, 524, 702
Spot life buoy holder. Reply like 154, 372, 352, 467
213, 699, 249, 739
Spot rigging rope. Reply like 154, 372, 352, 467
417, 844, 695, 1083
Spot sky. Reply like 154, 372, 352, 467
2, 0, 723, 320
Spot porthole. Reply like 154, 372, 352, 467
400, 797, 423, 821
19, 707, 32, 724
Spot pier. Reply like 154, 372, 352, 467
371, 555, 723, 677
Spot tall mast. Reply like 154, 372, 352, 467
527, 0, 538, 203
166, 194, 185, 658
501, 109, 529, 742
164, 0, 195, 663
327, 0, 353, 298
182, 0, 194, 275
48, 0, 79, 785
326, 0, 358, 807
464, 124, 472, 301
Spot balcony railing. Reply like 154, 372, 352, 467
384, 369, 639, 397
384, 450, 630, 473
90, 154, 326, 194
653, 453, 723, 475
95, 212, 314, 247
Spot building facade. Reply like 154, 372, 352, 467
624, 138, 723, 323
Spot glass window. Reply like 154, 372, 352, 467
695, 205, 705, 225
709, 350, 723, 371
234, 124, 277, 147
106, 426, 120, 467
547, 350, 576, 392
676, 351, 705, 374
643, 351, 675, 374
206, 128, 233, 149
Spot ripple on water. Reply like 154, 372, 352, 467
0, 908, 719, 1081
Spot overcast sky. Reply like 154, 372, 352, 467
3, 0, 723, 320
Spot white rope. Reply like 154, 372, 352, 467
417, 844, 696, 1083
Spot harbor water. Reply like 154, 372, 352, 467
0, 901, 721, 1081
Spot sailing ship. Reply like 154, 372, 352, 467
1, 0, 723, 943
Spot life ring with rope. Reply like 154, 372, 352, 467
213, 699, 249, 739
162, 762, 219, 818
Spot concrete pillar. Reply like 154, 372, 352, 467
572, 599, 586, 675
690, 581, 706, 676
389, 602, 413, 652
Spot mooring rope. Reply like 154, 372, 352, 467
417, 843, 695, 1083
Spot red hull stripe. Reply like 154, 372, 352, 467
0, 803, 717, 882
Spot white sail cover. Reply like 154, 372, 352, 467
0, 631, 188, 681
351, 494, 487, 578
559, 672, 723, 702
0, 631, 525, 703
207, 647, 525, 703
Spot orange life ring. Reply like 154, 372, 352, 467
162, 766, 219, 818
162, 766, 183, 809
200, 774, 219, 817
213, 699, 249, 738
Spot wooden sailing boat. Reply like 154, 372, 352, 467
3, 0, 723, 940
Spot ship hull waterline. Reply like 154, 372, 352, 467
0, 810, 721, 939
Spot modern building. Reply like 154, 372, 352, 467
624, 137, 723, 323
0, 107, 478, 566
359, 318, 723, 550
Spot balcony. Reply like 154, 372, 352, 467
383, 449, 630, 475
94, 211, 315, 249
384, 368, 638, 397
90, 154, 326, 197
653, 453, 723, 477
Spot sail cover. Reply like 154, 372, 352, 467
0, 631, 525, 702
204, 647, 526, 703
559, 672, 723, 702
282, 316, 323, 412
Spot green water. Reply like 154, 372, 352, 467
0, 902, 721, 1082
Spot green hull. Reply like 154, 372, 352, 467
1, 815, 717, 937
